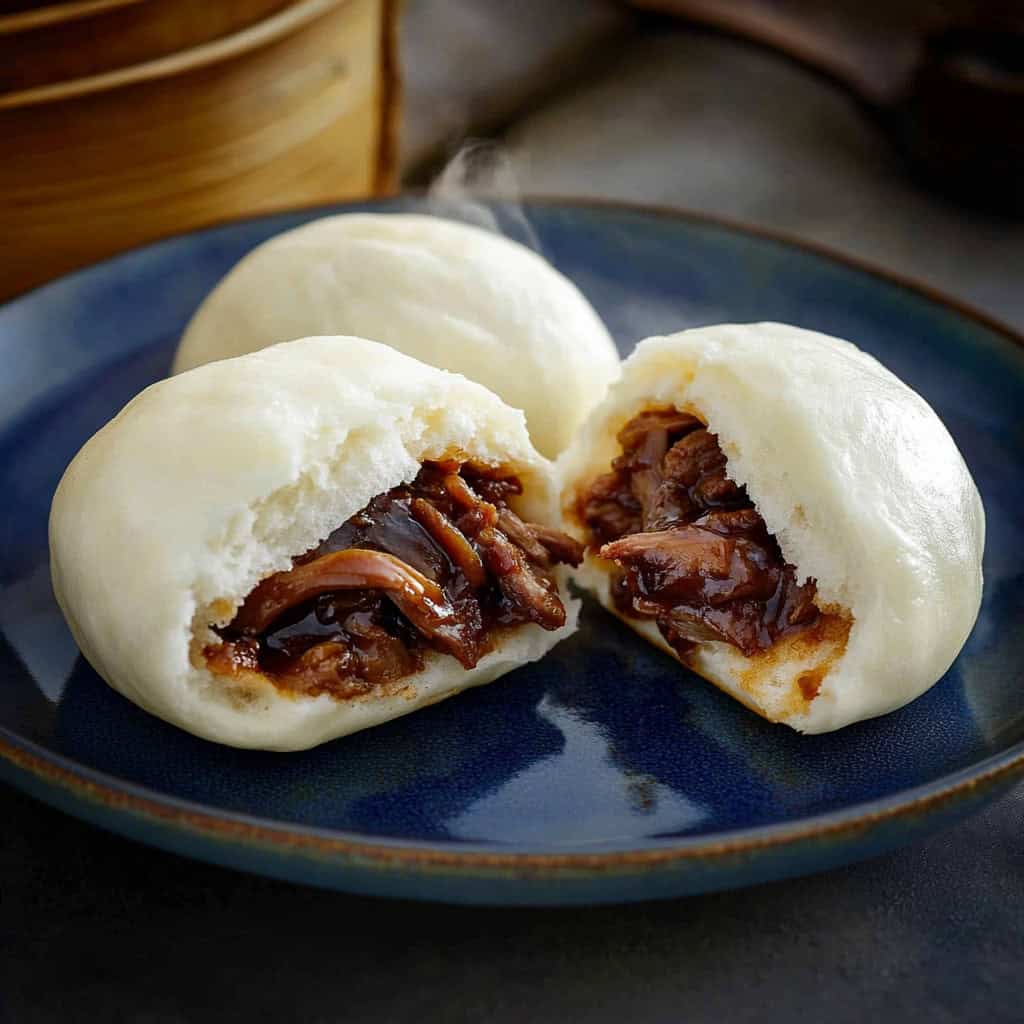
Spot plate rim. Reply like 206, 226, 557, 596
2, 723, 1022, 867
2, 193, 1022, 873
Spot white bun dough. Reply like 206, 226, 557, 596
172, 213, 620, 459
51, 336, 578, 751
559, 323, 985, 733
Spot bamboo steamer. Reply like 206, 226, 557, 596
0, 0, 302, 93
0, 1, 140, 21
0, 1, 142, 24
0, 0, 400, 300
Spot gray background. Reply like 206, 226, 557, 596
4, 4, 1023, 1020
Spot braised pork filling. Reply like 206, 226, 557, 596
578, 408, 819, 658
206, 461, 584, 699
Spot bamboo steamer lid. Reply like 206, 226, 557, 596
0, 0, 305, 93
0, 0, 400, 300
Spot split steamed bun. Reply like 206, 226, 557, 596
51, 336, 580, 751
172, 213, 620, 458
559, 323, 985, 733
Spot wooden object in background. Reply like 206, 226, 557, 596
0, 0, 302, 92
0, 0, 400, 300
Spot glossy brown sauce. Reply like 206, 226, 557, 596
578, 408, 819, 658
205, 461, 583, 700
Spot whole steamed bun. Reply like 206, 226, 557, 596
172, 213, 620, 459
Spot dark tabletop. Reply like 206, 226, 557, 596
6, 8, 1024, 1021
3, 780, 1022, 1022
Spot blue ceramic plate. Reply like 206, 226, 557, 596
2, 198, 1022, 905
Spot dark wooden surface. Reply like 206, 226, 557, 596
3, 782, 1022, 1022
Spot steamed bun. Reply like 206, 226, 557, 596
560, 323, 985, 733
173, 213, 620, 458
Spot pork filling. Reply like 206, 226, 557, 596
206, 461, 584, 699
578, 408, 819, 658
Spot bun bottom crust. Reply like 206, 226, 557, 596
573, 556, 850, 730
190, 598, 579, 751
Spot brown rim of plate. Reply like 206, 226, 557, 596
2, 194, 1021, 871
